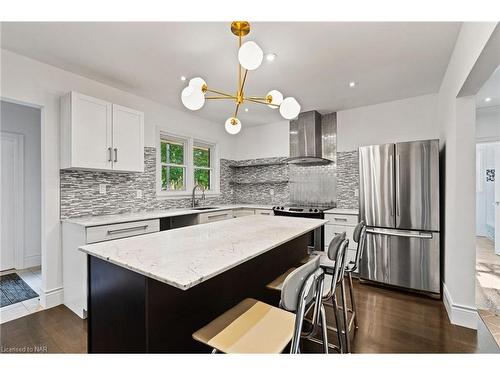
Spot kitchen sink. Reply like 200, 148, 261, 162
191, 207, 219, 211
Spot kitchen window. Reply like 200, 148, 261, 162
157, 130, 219, 197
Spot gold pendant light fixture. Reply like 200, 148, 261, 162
181, 21, 301, 135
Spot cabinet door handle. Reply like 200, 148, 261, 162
334, 217, 348, 222
107, 225, 148, 235
108, 147, 112, 162
114, 148, 118, 162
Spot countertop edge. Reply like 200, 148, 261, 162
79, 217, 328, 290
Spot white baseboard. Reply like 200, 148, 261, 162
443, 283, 478, 329
23, 254, 41, 268
40, 287, 64, 309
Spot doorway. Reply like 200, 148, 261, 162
474, 66, 500, 346
0, 100, 43, 323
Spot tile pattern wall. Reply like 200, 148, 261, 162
289, 163, 337, 208
60, 150, 358, 218
336, 150, 359, 209
60, 147, 234, 218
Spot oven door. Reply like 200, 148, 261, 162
273, 209, 324, 252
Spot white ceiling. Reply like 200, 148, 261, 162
1, 22, 460, 126
476, 65, 500, 108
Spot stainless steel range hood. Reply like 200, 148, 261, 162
284, 110, 336, 165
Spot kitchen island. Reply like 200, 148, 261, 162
79, 215, 327, 353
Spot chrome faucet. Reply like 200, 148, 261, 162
192, 184, 206, 207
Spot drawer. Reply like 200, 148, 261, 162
233, 208, 255, 217
254, 209, 273, 216
325, 213, 358, 226
325, 224, 357, 250
86, 219, 159, 244
198, 210, 233, 224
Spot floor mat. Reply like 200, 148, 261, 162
0, 273, 39, 307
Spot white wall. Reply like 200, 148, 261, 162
233, 94, 440, 159
234, 120, 289, 160
437, 22, 497, 329
337, 94, 439, 151
0, 49, 238, 308
1, 101, 42, 268
476, 106, 500, 142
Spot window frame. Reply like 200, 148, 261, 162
156, 129, 220, 198
160, 136, 188, 193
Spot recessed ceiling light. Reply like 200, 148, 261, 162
349, 81, 356, 88
265, 53, 277, 62
485, 97, 492, 102
244, 108, 249, 112
180, 76, 187, 81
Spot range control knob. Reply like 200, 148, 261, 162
281, 207, 284, 210
314, 209, 319, 212
309, 208, 313, 212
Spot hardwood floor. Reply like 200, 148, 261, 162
0, 280, 482, 353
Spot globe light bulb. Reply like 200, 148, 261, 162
238, 41, 264, 71
266, 90, 283, 109
225, 117, 242, 135
189, 77, 206, 90
279, 97, 300, 120
181, 86, 205, 110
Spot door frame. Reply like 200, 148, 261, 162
1, 131, 25, 270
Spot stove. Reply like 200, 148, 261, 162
272, 205, 334, 251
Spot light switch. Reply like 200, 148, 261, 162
99, 184, 106, 195
354, 188, 359, 197
269, 188, 275, 196
136, 190, 143, 198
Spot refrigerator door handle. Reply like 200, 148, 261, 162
366, 228, 433, 239
389, 157, 394, 216
395, 153, 400, 217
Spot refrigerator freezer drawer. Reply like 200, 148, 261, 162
359, 228, 440, 294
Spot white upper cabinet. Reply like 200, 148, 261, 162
61, 92, 144, 172
112, 104, 144, 172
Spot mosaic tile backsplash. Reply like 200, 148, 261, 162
60, 148, 358, 218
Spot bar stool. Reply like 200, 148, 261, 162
344, 220, 366, 331
192, 257, 327, 354
267, 232, 349, 354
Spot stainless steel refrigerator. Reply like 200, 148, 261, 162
358, 139, 440, 295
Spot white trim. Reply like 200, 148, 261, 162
443, 283, 478, 329
23, 254, 41, 268
156, 126, 221, 198
40, 286, 64, 309
1, 131, 25, 270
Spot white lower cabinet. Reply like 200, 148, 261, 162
62, 219, 159, 318
324, 210, 359, 264
233, 208, 255, 217
255, 209, 273, 216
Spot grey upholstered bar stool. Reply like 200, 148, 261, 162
267, 232, 349, 354
344, 221, 367, 331
192, 257, 327, 354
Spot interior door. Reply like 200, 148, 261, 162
112, 104, 144, 172
395, 140, 440, 231
1, 133, 22, 271
359, 143, 395, 228
495, 144, 500, 255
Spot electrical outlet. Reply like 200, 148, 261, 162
269, 188, 275, 196
230, 189, 234, 195
136, 190, 143, 198
99, 184, 106, 195
354, 188, 359, 197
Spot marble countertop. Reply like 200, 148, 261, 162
79, 215, 327, 290
62, 204, 275, 227
324, 208, 359, 215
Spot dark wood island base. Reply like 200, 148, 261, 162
87, 233, 310, 353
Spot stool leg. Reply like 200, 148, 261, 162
340, 278, 351, 353
348, 272, 358, 329
320, 304, 329, 354
331, 295, 343, 353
